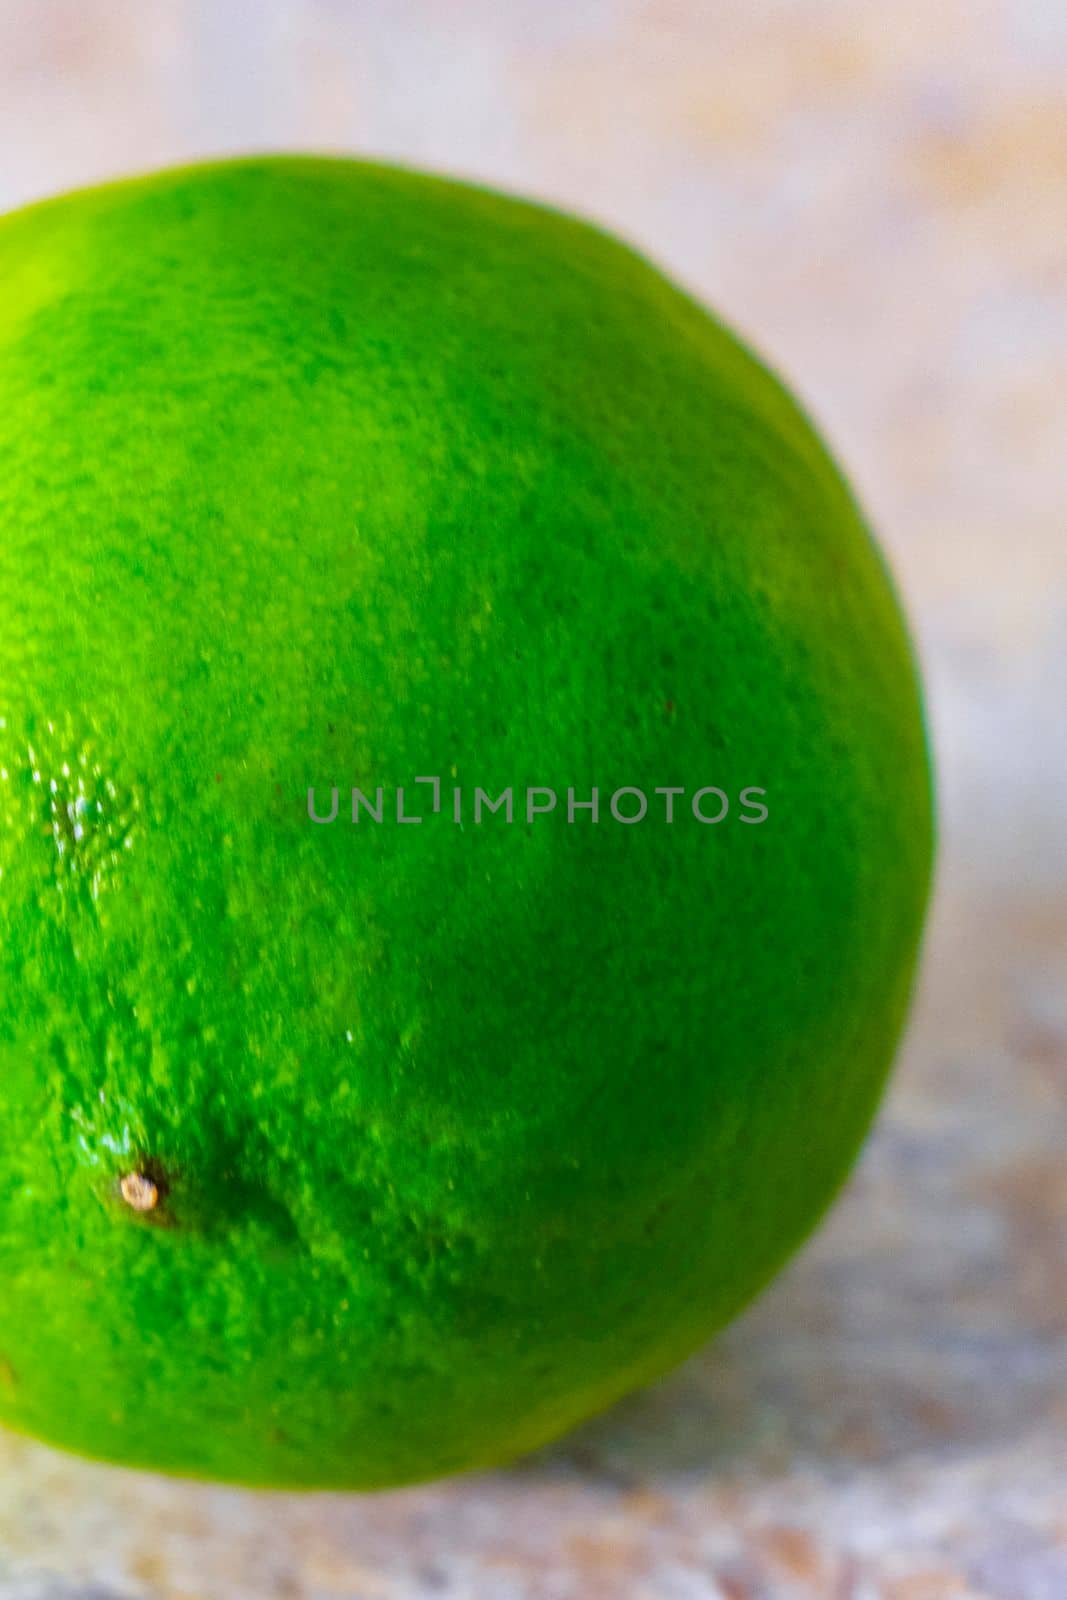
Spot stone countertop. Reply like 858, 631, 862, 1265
0, 2, 1063, 1596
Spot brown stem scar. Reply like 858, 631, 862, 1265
120, 1171, 160, 1212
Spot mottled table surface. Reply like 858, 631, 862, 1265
0, 2, 1064, 1596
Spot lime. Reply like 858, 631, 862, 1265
0, 157, 933, 1487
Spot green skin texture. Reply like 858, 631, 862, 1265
0, 157, 933, 1489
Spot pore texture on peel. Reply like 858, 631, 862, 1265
0, 157, 934, 1488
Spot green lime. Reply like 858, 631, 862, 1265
0, 157, 933, 1487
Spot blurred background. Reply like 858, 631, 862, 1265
0, 2, 1064, 1596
